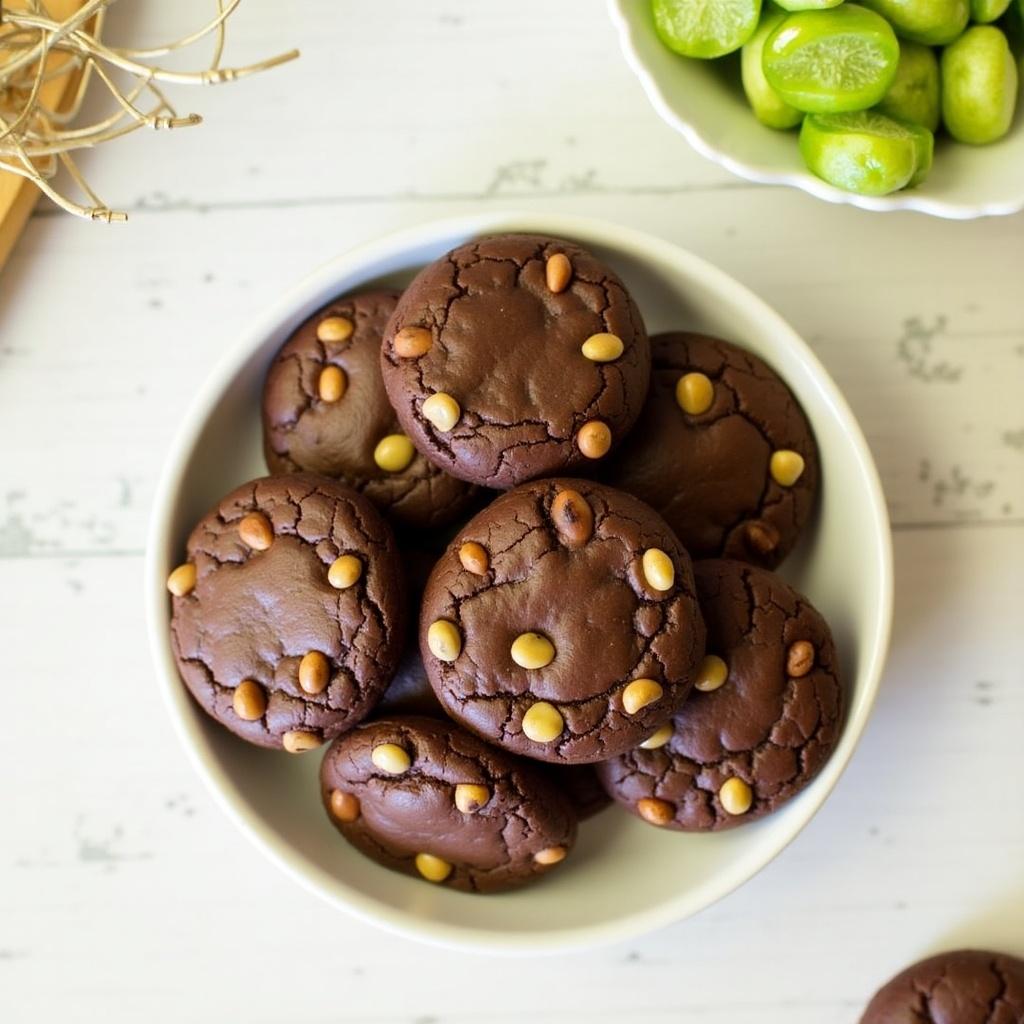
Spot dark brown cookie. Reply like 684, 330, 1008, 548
419, 478, 706, 764
380, 234, 650, 488
603, 332, 819, 568
262, 290, 478, 530
320, 716, 578, 893
167, 474, 405, 752
597, 559, 842, 830
860, 950, 1024, 1023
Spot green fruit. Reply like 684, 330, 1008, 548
773, 0, 844, 10
860, 0, 969, 45
800, 110, 934, 194
875, 41, 942, 130
971, 0, 1011, 21
652, 0, 763, 58
741, 5, 805, 127
762, 5, 902, 113
941, 25, 1018, 143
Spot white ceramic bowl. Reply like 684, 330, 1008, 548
146, 212, 893, 953
608, 0, 1024, 219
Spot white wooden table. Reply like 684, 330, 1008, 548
1, 3, 1022, 1021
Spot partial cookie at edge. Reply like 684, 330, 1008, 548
859, 949, 1024, 1024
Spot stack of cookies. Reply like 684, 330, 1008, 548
166, 233, 842, 895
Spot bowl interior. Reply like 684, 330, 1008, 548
147, 212, 892, 952
609, 0, 1024, 217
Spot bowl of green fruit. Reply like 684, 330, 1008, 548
608, 0, 1023, 217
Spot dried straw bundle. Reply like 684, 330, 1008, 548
0, 0, 297, 221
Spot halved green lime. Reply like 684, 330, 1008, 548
860, 0, 968, 45
652, 0, 763, 58
763, 5, 901, 113
742, 4, 805, 127
875, 40, 941, 130
941, 25, 1018, 144
800, 110, 934, 194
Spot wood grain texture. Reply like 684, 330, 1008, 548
0, 2, 1022, 1021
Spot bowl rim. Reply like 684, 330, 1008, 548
145, 210, 894, 954
606, 0, 1024, 221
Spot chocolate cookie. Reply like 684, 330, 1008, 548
262, 291, 477, 530
320, 716, 578, 893
860, 950, 1024, 1023
597, 559, 842, 830
167, 474, 405, 752
603, 332, 819, 568
380, 234, 650, 488
419, 478, 706, 764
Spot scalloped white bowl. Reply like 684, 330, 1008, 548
608, 0, 1024, 219
146, 212, 893, 953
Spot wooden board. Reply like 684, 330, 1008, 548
0, 0, 91, 270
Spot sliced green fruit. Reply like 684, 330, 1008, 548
941, 26, 1019, 144
742, 4, 805, 127
652, 0, 763, 58
773, 0, 844, 10
860, 0, 968, 45
972, 0, 1011, 22
800, 110, 934, 194
762, 5, 901, 113
875, 40, 941, 130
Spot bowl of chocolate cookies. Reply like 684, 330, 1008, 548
146, 212, 893, 952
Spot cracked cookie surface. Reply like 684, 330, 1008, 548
420, 478, 706, 764
320, 715, 578, 893
603, 332, 819, 568
169, 474, 405, 750
262, 290, 478, 530
380, 234, 650, 488
597, 559, 842, 830
859, 949, 1024, 1024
